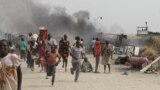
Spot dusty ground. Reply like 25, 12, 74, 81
22, 54, 160, 90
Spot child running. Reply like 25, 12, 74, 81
46, 48, 61, 86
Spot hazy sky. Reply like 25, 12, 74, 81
39, 0, 160, 34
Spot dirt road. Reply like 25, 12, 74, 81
22, 55, 160, 90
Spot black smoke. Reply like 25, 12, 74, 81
0, 0, 97, 50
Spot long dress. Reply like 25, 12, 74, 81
59, 40, 70, 60
101, 44, 113, 65
0, 53, 22, 90
38, 41, 46, 66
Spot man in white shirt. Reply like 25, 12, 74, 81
70, 40, 83, 82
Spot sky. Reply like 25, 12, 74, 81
39, 0, 160, 34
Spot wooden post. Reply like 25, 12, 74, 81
140, 57, 160, 72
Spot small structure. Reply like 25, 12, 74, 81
137, 22, 148, 36
137, 22, 160, 37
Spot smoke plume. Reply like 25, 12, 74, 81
0, 0, 97, 50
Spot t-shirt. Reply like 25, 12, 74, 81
27, 36, 35, 44
0, 53, 23, 67
46, 38, 57, 51
32, 42, 38, 49
47, 52, 60, 65
71, 46, 83, 63
48, 38, 57, 46
18, 40, 26, 51
94, 41, 101, 56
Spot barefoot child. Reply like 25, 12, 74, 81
46, 48, 61, 86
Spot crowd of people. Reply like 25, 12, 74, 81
0, 32, 114, 90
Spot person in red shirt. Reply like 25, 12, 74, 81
46, 48, 61, 86
93, 38, 101, 73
